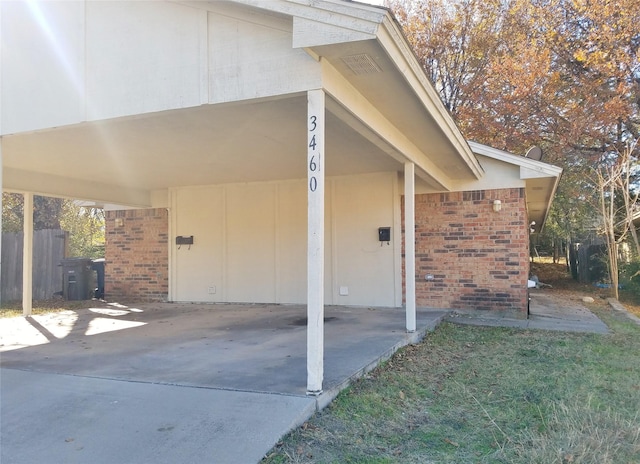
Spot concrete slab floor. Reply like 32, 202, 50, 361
1, 303, 447, 464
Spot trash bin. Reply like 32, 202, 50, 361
91, 258, 105, 299
61, 258, 94, 300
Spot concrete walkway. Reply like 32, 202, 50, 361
1, 304, 446, 464
607, 297, 640, 326
445, 290, 610, 334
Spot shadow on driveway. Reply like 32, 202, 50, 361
1, 303, 446, 464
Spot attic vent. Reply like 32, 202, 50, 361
341, 54, 382, 75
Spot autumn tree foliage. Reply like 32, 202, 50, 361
390, 0, 640, 291
1, 193, 105, 258
1, 193, 64, 232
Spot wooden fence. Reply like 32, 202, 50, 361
569, 240, 607, 284
1, 229, 68, 302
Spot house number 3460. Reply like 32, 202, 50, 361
308, 115, 319, 192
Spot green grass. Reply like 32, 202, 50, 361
263, 307, 640, 463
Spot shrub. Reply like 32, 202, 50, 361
620, 258, 640, 295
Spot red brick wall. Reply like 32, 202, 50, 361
105, 208, 168, 302
406, 188, 529, 317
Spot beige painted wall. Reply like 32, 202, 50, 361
170, 172, 399, 306
1, 1, 320, 135
209, 9, 320, 104
413, 155, 526, 194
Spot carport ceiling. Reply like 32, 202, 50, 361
3, 94, 404, 195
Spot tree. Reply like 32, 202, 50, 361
59, 202, 105, 258
2, 194, 105, 258
1, 193, 23, 233
2, 193, 65, 232
34, 196, 64, 230
391, 0, 507, 119
593, 140, 639, 298
389, 0, 640, 297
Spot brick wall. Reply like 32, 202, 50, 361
105, 208, 168, 301
406, 188, 529, 317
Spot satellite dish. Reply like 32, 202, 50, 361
525, 146, 543, 161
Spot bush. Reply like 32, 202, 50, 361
620, 258, 640, 295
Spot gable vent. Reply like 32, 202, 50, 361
341, 54, 382, 75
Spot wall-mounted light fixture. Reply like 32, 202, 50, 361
530, 221, 536, 233
492, 199, 502, 212
114, 217, 124, 227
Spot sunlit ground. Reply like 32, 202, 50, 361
0, 303, 146, 352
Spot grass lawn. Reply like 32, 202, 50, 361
0, 299, 98, 318
263, 267, 640, 463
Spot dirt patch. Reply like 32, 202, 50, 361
530, 260, 640, 317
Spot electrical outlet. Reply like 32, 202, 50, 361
339, 286, 349, 296
208, 286, 216, 294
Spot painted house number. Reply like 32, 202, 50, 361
309, 115, 319, 192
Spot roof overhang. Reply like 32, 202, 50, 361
184, 0, 484, 188
291, 1, 484, 187
2, 0, 483, 206
468, 141, 563, 231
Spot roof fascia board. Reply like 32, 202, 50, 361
292, 16, 376, 47
538, 171, 561, 233
321, 59, 453, 191
219, 0, 385, 37
377, 15, 484, 180
468, 141, 562, 232
4, 167, 152, 207
521, 166, 559, 180
468, 141, 563, 179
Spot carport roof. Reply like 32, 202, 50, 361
1, 0, 484, 207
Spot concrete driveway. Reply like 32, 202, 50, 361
1, 303, 446, 464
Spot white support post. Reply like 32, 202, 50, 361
307, 89, 325, 395
0, 139, 3, 307
23, 192, 34, 316
404, 162, 416, 332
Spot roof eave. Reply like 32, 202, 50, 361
378, 15, 484, 180
468, 141, 563, 232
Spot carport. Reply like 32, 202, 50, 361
1, 301, 447, 463
1, 0, 485, 394
0, 302, 446, 396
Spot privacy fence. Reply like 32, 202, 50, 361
1, 229, 68, 302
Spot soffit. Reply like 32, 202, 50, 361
3, 95, 403, 203
200, 0, 484, 182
